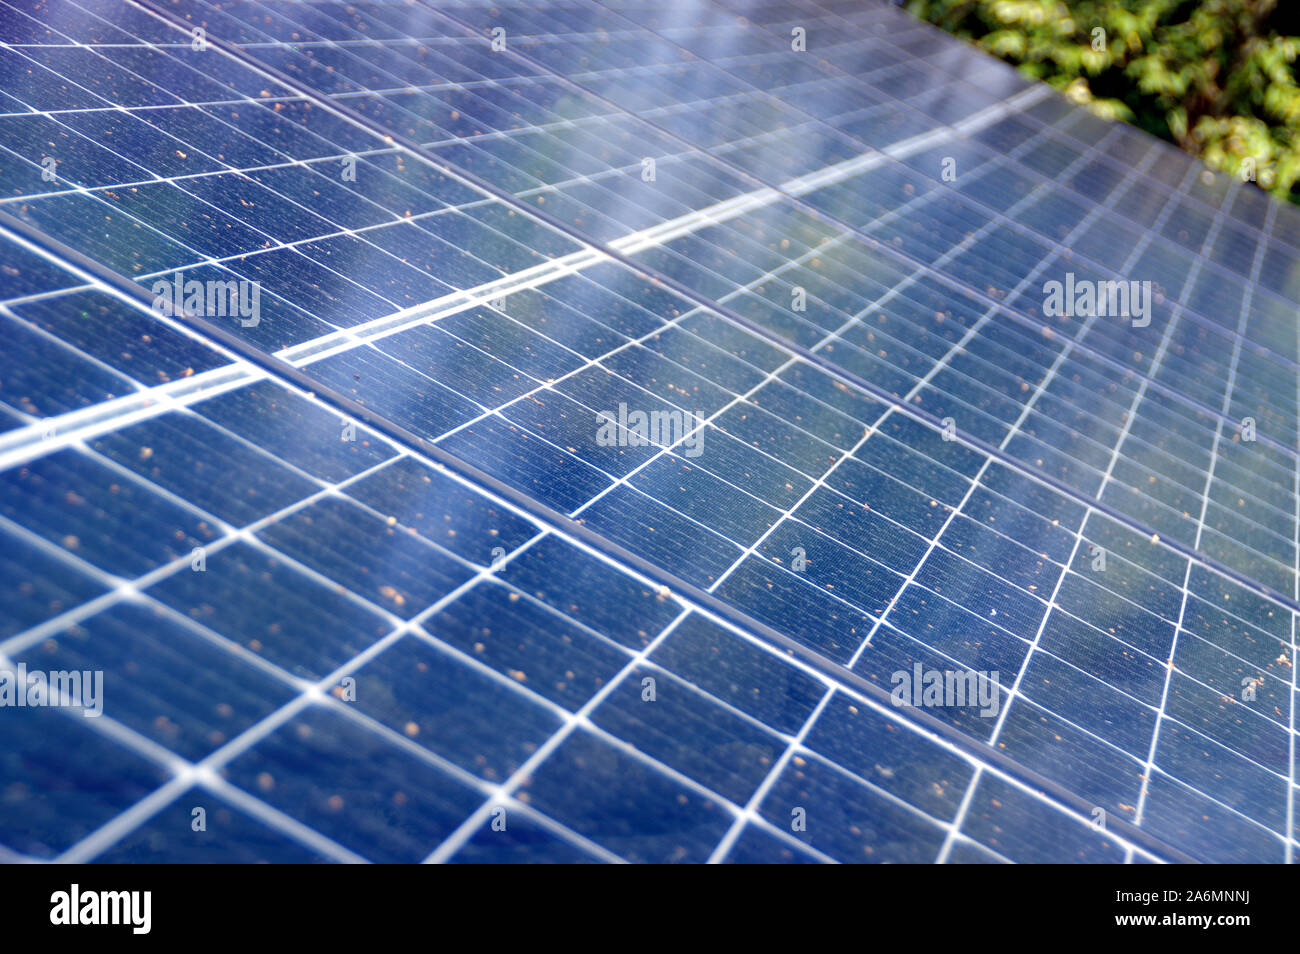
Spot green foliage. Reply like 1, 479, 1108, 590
906, 0, 1300, 200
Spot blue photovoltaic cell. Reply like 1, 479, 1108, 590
0, 0, 1298, 864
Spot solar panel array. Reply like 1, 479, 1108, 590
0, 0, 1296, 863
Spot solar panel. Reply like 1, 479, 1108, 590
0, 0, 1296, 865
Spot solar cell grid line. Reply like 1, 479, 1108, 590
10, 55, 790, 564
126, 214, 1284, 600
531, 290, 1124, 644
0, 223, 961, 868
147, 0, 826, 217
0, 42, 438, 203
35, 0, 1253, 553
572, 0, 1300, 465
852, 243, 1216, 759
0, 157, 702, 462
704, 682, 837, 862
106, 1, 956, 280
25, 0, 1097, 467
803, 0, 1300, 302
134, 2, 967, 233
993, 183, 1300, 863
0, 226, 264, 437
0, 140, 423, 221
822, 131, 1170, 661
473, 7, 1300, 857
354, 3, 920, 163
407, 588, 863, 864
15, 434, 707, 873
0, 205, 1194, 865
0, 7, 618, 328
669, 166, 1140, 857
22, 408, 967, 868
0, 636, 337, 863
189, 1, 1034, 327
1024, 544, 1282, 766
422, 595, 930, 863
37, 165, 533, 330
236, 0, 874, 91
0, 244, 624, 468
42, 579, 616, 867
0, 137, 486, 334
395, 128, 1279, 857
403, 0, 1300, 548
441, 272, 1190, 686
0, 290, 242, 418
139, 0, 1300, 621
470, 0, 1279, 402
0, 483, 442, 866
0, 391, 405, 659
65, 115, 1242, 847
935, 164, 1237, 868
624, 200, 1284, 553
457, 0, 1289, 356
0, 38, 365, 201
169, 0, 849, 123
650, 237, 1289, 545
491, 3, 972, 127
2, 0, 1055, 392
0, 102, 1055, 501
426, 616, 956, 868
0, 298, 153, 400
415, 541, 1116, 862
45, 523, 662, 866
585, 63, 1294, 512
414, 603, 698, 864
852, 266, 1150, 670
223, 227, 1003, 574
0, 360, 694, 863
365, 249, 870, 502
1133, 194, 1277, 829
0, 449, 448, 672
314, 54, 1300, 657
545, 117, 1128, 557
1155, 287, 1297, 852
1292, 291, 1300, 862
0, 277, 92, 311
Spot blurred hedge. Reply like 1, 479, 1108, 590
906, 0, 1300, 201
